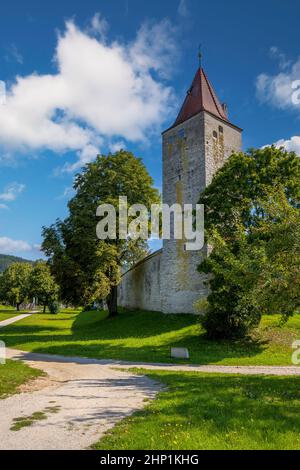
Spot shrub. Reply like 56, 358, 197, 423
199, 300, 261, 340
48, 301, 60, 314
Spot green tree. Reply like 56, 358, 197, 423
198, 147, 300, 338
42, 150, 160, 316
199, 227, 265, 339
246, 190, 300, 321
29, 261, 59, 313
0, 262, 33, 310
200, 146, 300, 239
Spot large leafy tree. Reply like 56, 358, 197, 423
247, 190, 300, 321
198, 147, 300, 338
0, 262, 33, 310
200, 146, 300, 239
42, 150, 160, 316
29, 261, 59, 313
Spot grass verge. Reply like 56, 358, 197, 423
0, 308, 299, 366
0, 359, 44, 399
94, 370, 300, 450
0, 305, 24, 321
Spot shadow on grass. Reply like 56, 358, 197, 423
0, 308, 268, 365
0, 309, 17, 314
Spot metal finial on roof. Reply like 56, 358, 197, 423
198, 44, 202, 69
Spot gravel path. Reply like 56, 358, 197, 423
0, 313, 35, 328
1, 348, 299, 450
0, 349, 161, 450
8, 348, 300, 376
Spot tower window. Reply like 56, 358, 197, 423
219, 126, 223, 133
213, 131, 218, 139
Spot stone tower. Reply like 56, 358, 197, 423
160, 67, 242, 314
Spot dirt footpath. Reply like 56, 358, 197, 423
0, 349, 161, 450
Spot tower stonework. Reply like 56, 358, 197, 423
118, 66, 242, 314
160, 68, 242, 313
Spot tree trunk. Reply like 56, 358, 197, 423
16, 303, 21, 312
43, 303, 46, 313
107, 286, 118, 317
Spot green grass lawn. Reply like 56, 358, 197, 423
0, 308, 299, 366
0, 304, 40, 321
0, 359, 44, 399
93, 370, 300, 450
0, 305, 23, 322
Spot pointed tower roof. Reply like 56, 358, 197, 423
173, 67, 229, 127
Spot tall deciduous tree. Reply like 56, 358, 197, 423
42, 150, 160, 316
29, 261, 59, 313
198, 147, 300, 338
0, 262, 33, 310
200, 146, 300, 239
247, 190, 300, 321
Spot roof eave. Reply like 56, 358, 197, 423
162, 109, 243, 135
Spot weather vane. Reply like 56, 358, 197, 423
198, 44, 202, 69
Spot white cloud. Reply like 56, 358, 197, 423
269, 46, 291, 71
108, 141, 126, 153
257, 51, 300, 157
5, 44, 23, 65
0, 182, 25, 201
271, 136, 300, 155
88, 12, 109, 41
57, 186, 76, 200
0, 237, 33, 253
0, 16, 177, 172
178, 0, 190, 18
0, 204, 8, 210
256, 54, 300, 110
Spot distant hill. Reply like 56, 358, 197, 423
0, 254, 34, 273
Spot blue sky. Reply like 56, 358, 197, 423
0, 0, 300, 259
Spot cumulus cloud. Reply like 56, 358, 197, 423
88, 12, 109, 41
257, 50, 300, 156
108, 141, 126, 153
256, 53, 300, 110
0, 182, 25, 202
270, 136, 300, 155
0, 237, 33, 253
0, 16, 177, 172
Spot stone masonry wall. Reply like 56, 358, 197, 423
204, 112, 242, 186
118, 250, 162, 312
160, 113, 208, 313
160, 111, 242, 314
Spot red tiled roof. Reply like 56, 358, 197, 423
174, 67, 228, 126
